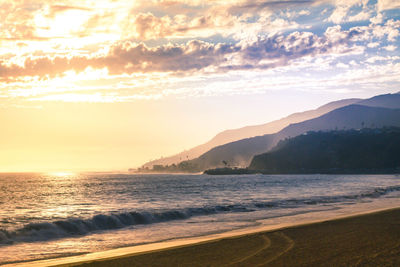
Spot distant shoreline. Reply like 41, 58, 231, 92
130, 168, 400, 175
131, 171, 204, 175
203, 167, 400, 175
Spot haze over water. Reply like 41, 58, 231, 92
1, 172, 399, 265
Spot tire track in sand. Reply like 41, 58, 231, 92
226, 232, 294, 267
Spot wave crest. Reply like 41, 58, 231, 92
1, 185, 399, 245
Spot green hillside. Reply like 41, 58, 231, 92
248, 128, 400, 174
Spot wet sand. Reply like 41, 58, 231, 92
59, 207, 400, 267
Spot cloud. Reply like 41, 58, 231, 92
0, 0, 399, 107
383, 45, 397, 51
365, 55, 400, 63
347, 9, 372, 22
122, 5, 243, 41
228, 0, 313, 14
0, 24, 368, 79
47, 5, 91, 18
235, 26, 364, 69
0, 1, 97, 41
376, 0, 400, 12
371, 19, 400, 42
79, 11, 117, 36
123, 12, 232, 40
367, 42, 380, 48
326, 0, 372, 24
336, 62, 349, 68
0, 40, 239, 78
0, 1, 39, 40
102, 40, 239, 73
0, 0, 398, 99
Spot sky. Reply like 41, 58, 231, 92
0, 0, 399, 172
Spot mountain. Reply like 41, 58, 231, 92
357, 93, 400, 109
276, 104, 400, 139
248, 128, 400, 173
186, 105, 400, 170
142, 98, 361, 168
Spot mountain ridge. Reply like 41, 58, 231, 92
141, 97, 361, 168
138, 92, 400, 172
185, 104, 400, 171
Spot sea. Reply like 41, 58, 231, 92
0, 172, 399, 265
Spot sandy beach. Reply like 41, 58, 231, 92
71, 207, 400, 267
7, 206, 396, 267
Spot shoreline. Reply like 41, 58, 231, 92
203, 167, 400, 175
4, 204, 400, 267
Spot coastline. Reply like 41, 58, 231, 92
203, 167, 400, 175
4, 203, 400, 267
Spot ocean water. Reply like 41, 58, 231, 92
0, 173, 399, 265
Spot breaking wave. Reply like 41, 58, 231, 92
1, 185, 399, 245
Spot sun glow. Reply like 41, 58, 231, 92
49, 172, 76, 178
35, 8, 89, 38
